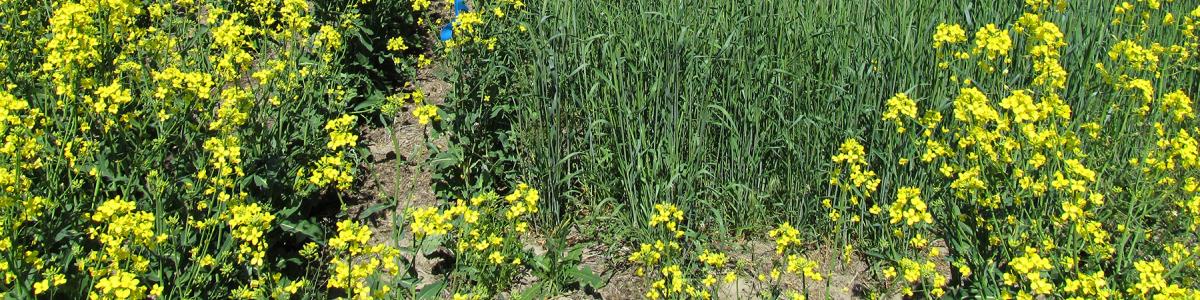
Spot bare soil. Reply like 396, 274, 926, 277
351, 64, 452, 291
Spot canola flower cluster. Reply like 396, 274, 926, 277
304, 114, 358, 191
318, 220, 401, 299
82, 196, 166, 300
754, 222, 825, 299
378, 0, 533, 126
383, 83, 441, 125
0, 88, 48, 289
628, 202, 738, 300
648, 202, 685, 238
407, 183, 542, 297
825, 138, 880, 228
828, 135, 947, 297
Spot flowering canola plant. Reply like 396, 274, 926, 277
855, 0, 1200, 298
0, 0, 445, 297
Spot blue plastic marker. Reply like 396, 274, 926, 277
439, 0, 470, 41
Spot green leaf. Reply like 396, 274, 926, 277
515, 282, 545, 300
415, 281, 445, 300
567, 266, 604, 289
566, 244, 584, 262
280, 219, 322, 241
353, 92, 385, 112
251, 175, 268, 189
419, 235, 444, 255
429, 148, 463, 170
359, 202, 393, 220
54, 228, 77, 243
356, 32, 374, 52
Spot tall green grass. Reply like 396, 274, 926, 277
512, 0, 961, 234
510, 0, 1188, 235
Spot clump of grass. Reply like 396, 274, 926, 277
511, 0, 968, 237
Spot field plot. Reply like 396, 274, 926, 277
1, 0, 1199, 299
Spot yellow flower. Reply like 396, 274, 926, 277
768, 222, 801, 254
933, 23, 967, 49
199, 255, 215, 267
1131, 260, 1169, 295
329, 219, 371, 254
888, 187, 932, 226
314, 25, 344, 62
1162, 90, 1194, 121
324, 115, 359, 150
227, 203, 275, 266
697, 250, 727, 267
629, 243, 662, 274
831, 138, 881, 194
203, 135, 245, 186
412, 0, 431, 11
648, 202, 685, 238
1024, 0, 1067, 11
43, 3, 101, 99
1065, 270, 1111, 298
899, 258, 922, 283
307, 154, 354, 190
1007, 248, 1055, 295
909, 234, 929, 249
883, 92, 918, 132
953, 87, 999, 124
974, 24, 1012, 60
1065, 159, 1096, 182
787, 291, 806, 300
387, 36, 408, 52
413, 104, 441, 124
843, 244, 854, 262
91, 270, 146, 300
326, 219, 401, 296
1109, 40, 1159, 72
504, 183, 540, 220
91, 196, 162, 250
786, 254, 823, 281
488, 251, 505, 265
999, 90, 1042, 123
451, 12, 485, 38
831, 138, 867, 165
34, 279, 49, 295
410, 207, 453, 238
417, 54, 433, 68
955, 260, 972, 278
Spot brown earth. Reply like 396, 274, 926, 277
350, 63, 452, 292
